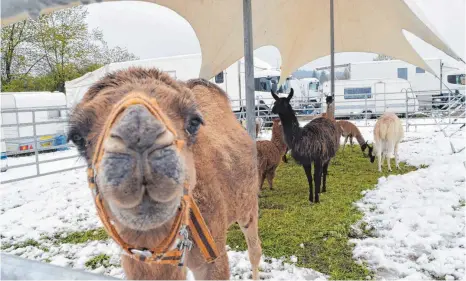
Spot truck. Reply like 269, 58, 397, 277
0, 92, 68, 156
321, 78, 419, 119
65, 54, 302, 122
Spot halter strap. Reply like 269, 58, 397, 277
87, 92, 218, 266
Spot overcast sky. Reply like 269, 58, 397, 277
85, 0, 465, 71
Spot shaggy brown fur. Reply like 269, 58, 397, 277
241, 118, 262, 137
336, 120, 368, 153
256, 119, 287, 190
271, 89, 339, 203
68, 68, 261, 280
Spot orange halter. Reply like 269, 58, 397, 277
87, 92, 218, 266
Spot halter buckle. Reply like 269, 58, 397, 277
130, 248, 153, 258
177, 225, 193, 266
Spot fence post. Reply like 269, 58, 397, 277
32, 112, 40, 176
448, 90, 451, 124
405, 89, 409, 132
364, 92, 368, 126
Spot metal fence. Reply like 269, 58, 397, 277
1, 88, 464, 184
1, 106, 85, 184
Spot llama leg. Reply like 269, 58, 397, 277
377, 151, 382, 172
322, 161, 329, 193
387, 152, 392, 172
303, 165, 314, 203
313, 160, 322, 202
259, 172, 266, 190
395, 143, 400, 169
122, 255, 187, 280
343, 136, 348, 151
266, 166, 277, 190
282, 152, 288, 163
240, 213, 262, 280
350, 137, 354, 151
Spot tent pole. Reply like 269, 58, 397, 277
243, 0, 256, 139
329, 0, 335, 118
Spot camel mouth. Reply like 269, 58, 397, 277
97, 144, 186, 230
108, 192, 181, 231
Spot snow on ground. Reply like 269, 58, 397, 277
1, 149, 326, 280
349, 121, 466, 280
1, 117, 464, 280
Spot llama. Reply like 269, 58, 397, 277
271, 89, 339, 203
336, 120, 368, 153
256, 118, 287, 190
68, 68, 261, 280
241, 117, 262, 137
368, 112, 404, 172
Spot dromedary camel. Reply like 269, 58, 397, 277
68, 68, 261, 280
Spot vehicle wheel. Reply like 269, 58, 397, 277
361, 110, 373, 119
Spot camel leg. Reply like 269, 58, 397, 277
303, 164, 314, 203
322, 161, 329, 193
266, 166, 277, 190
394, 143, 400, 169
313, 160, 322, 202
342, 136, 349, 151
240, 213, 262, 280
122, 255, 187, 280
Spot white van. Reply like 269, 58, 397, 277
322, 78, 419, 118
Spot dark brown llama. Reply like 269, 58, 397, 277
256, 118, 287, 190
271, 89, 339, 203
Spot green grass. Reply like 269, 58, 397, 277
1, 238, 40, 250
52, 228, 109, 244
227, 145, 417, 280
85, 254, 112, 269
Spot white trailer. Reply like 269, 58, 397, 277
349, 58, 465, 109
0, 92, 67, 154
65, 53, 301, 113
321, 78, 419, 118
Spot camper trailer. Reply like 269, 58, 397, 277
321, 78, 419, 118
0, 92, 67, 155
349, 58, 465, 109
65, 53, 301, 114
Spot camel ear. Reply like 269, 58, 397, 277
271, 90, 279, 101
287, 88, 294, 101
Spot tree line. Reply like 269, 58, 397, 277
1, 6, 138, 93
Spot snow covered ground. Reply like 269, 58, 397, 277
1, 117, 464, 280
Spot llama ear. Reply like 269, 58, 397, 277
271, 91, 279, 101
287, 88, 294, 101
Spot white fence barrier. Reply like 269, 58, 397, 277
1, 253, 118, 280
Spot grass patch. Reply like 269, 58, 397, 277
227, 145, 416, 280
1, 239, 40, 250
53, 228, 109, 244
85, 254, 111, 269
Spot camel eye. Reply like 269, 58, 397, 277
186, 116, 203, 135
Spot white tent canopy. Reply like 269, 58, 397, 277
2, 0, 463, 85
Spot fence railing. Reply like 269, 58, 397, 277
1, 106, 85, 184
1, 88, 464, 184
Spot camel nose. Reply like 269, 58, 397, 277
109, 105, 174, 152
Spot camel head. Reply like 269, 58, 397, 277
68, 68, 203, 231
271, 88, 294, 116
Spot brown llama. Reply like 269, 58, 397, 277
336, 120, 368, 154
68, 68, 261, 280
271, 89, 339, 203
256, 118, 287, 190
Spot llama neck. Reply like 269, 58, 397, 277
278, 113, 301, 150
271, 126, 287, 154
355, 133, 366, 147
